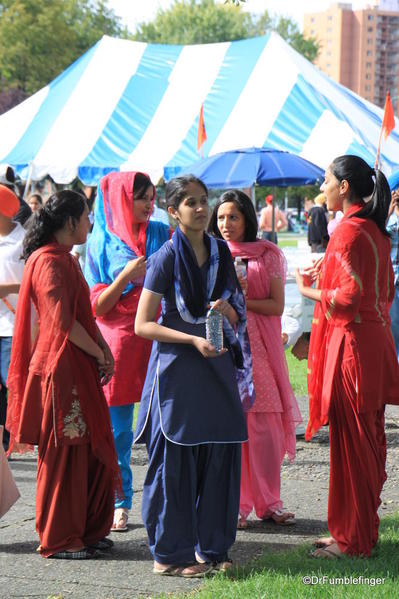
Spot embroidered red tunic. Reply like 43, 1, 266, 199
306, 203, 399, 440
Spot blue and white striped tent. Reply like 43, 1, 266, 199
0, 32, 398, 185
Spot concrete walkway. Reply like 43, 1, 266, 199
1, 398, 398, 598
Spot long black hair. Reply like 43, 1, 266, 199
165, 174, 208, 209
22, 190, 87, 261
208, 189, 258, 242
329, 155, 391, 236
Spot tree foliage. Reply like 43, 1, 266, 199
134, 0, 319, 62
0, 0, 125, 97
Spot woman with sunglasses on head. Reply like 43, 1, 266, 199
7, 190, 118, 559
208, 190, 301, 530
296, 155, 399, 558
134, 175, 250, 577
85, 172, 170, 532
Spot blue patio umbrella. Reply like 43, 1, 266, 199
388, 169, 399, 191
164, 147, 324, 188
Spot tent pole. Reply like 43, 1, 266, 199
23, 163, 34, 200
251, 184, 256, 208
272, 196, 275, 238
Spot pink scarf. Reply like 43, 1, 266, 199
228, 239, 302, 461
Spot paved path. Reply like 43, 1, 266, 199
1, 398, 398, 598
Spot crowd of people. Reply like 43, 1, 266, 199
1, 154, 399, 573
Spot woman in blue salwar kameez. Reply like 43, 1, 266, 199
134, 175, 252, 577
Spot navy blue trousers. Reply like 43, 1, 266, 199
141, 401, 241, 565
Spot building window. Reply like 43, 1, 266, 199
365, 85, 371, 91
311, 17, 315, 23
365, 73, 371, 80
327, 27, 332, 33
366, 62, 372, 68
368, 38, 373, 44
368, 27, 373, 32
328, 15, 333, 21
367, 50, 372, 56
368, 15, 373, 21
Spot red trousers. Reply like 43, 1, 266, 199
36, 418, 114, 557
328, 348, 387, 556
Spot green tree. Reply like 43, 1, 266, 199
133, 0, 319, 63
134, 0, 252, 45
0, 0, 125, 97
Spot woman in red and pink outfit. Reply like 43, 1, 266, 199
209, 190, 301, 528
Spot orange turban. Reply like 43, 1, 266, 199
265, 194, 273, 205
0, 185, 20, 218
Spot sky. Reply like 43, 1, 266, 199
108, 1, 373, 33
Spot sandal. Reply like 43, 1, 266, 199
180, 562, 214, 578
153, 563, 185, 576
89, 537, 114, 551
311, 542, 343, 559
267, 509, 296, 526
111, 508, 129, 532
49, 547, 99, 560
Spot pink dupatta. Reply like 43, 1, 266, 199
228, 239, 302, 461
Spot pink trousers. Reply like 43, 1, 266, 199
240, 411, 285, 520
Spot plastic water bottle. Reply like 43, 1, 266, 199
206, 301, 223, 352
234, 257, 247, 281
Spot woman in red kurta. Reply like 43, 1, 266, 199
6, 191, 119, 559
296, 155, 399, 558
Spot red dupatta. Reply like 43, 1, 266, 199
6, 243, 119, 475
101, 171, 155, 257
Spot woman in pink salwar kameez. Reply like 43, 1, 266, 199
209, 190, 302, 527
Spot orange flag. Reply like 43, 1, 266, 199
375, 91, 396, 168
382, 90, 395, 140
197, 103, 207, 156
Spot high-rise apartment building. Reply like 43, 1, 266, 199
304, 2, 399, 112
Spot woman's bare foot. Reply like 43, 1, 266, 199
237, 517, 248, 530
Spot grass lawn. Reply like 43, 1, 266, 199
285, 348, 308, 396
172, 513, 399, 598
278, 238, 299, 248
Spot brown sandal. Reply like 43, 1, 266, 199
180, 563, 214, 578
311, 542, 343, 559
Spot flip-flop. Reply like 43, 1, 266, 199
111, 508, 129, 532
180, 563, 214, 578
153, 564, 185, 576
311, 543, 343, 559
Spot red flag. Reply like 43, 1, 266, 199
375, 90, 396, 168
197, 103, 207, 156
382, 90, 395, 140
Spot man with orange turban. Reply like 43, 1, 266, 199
0, 185, 26, 451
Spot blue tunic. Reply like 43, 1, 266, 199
134, 241, 247, 446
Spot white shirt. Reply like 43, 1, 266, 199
0, 222, 25, 336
